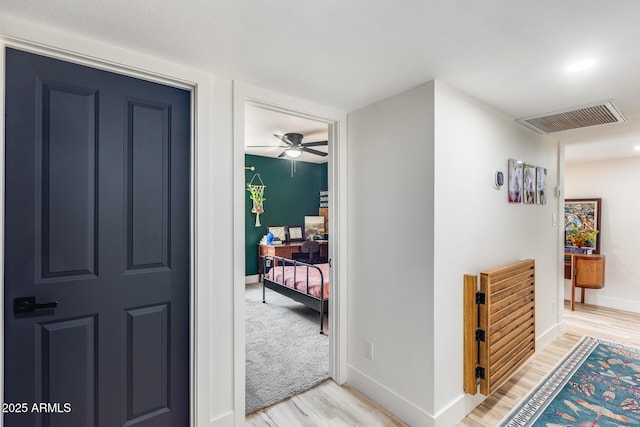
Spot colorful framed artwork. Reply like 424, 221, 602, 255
536, 166, 547, 205
508, 159, 523, 203
523, 163, 536, 204
304, 216, 325, 240
564, 198, 602, 252
287, 225, 303, 241
267, 225, 287, 242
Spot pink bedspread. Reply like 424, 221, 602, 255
265, 263, 329, 300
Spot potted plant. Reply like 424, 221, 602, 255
247, 182, 266, 227
569, 228, 599, 248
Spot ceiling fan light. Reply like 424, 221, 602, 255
285, 148, 302, 158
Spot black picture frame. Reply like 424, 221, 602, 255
287, 225, 304, 241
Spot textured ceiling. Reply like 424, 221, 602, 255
244, 105, 328, 163
2, 1, 640, 161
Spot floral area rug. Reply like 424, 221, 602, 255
500, 336, 640, 426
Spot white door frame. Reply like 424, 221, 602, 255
0, 35, 207, 427
232, 82, 348, 424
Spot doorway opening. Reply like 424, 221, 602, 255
244, 104, 330, 414
232, 83, 347, 421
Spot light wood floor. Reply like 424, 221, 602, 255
457, 301, 640, 426
247, 302, 640, 426
246, 379, 408, 426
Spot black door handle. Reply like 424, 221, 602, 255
14, 296, 58, 314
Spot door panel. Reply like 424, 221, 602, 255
126, 100, 171, 270
4, 48, 191, 427
37, 316, 98, 427
39, 83, 98, 279
126, 304, 170, 419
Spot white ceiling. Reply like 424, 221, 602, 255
244, 105, 328, 163
4, 1, 640, 162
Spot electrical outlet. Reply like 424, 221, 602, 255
552, 213, 558, 226
364, 340, 374, 360
551, 301, 557, 315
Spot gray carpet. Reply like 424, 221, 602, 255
245, 282, 329, 414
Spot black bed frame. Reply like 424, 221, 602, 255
262, 254, 328, 334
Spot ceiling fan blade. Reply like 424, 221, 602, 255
301, 140, 328, 147
273, 134, 293, 146
302, 147, 328, 157
246, 145, 287, 148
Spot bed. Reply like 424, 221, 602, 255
262, 254, 329, 333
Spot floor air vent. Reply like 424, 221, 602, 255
517, 101, 625, 134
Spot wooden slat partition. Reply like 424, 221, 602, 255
463, 274, 479, 394
479, 259, 535, 395
463, 259, 535, 396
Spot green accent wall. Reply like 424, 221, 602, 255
245, 154, 328, 276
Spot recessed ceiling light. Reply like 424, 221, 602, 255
634, 145, 640, 151
566, 59, 597, 73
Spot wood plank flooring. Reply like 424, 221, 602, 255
457, 301, 640, 426
246, 380, 408, 426
247, 302, 640, 426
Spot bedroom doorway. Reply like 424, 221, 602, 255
244, 105, 330, 414
232, 82, 347, 422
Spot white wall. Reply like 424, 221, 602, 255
432, 82, 561, 425
565, 157, 640, 312
347, 82, 436, 425
347, 80, 562, 426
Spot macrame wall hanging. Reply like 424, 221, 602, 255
247, 173, 266, 227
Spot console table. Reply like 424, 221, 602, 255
258, 241, 328, 280
564, 252, 602, 279
564, 252, 606, 310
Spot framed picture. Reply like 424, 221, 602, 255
304, 216, 325, 240
523, 163, 536, 204
267, 225, 287, 242
564, 198, 602, 252
287, 225, 303, 241
508, 159, 523, 203
536, 166, 547, 205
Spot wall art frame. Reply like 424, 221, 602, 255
536, 166, 547, 205
564, 198, 602, 253
267, 225, 287, 242
508, 159, 523, 203
523, 163, 536, 204
287, 225, 303, 241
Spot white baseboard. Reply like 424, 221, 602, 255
563, 293, 640, 313
347, 364, 434, 427
346, 322, 567, 427
208, 410, 233, 427
347, 364, 493, 427
245, 275, 259, 285
536, 322, 563, 350
433, 392, 485, 427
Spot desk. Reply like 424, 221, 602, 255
258, 242, 328, 280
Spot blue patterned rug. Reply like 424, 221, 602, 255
500, 336, 640, 426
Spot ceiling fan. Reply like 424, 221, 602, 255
248, 132, 328, 158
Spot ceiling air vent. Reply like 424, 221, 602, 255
517, 101, 625, 134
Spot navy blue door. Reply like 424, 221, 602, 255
4, 48, 191, 427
